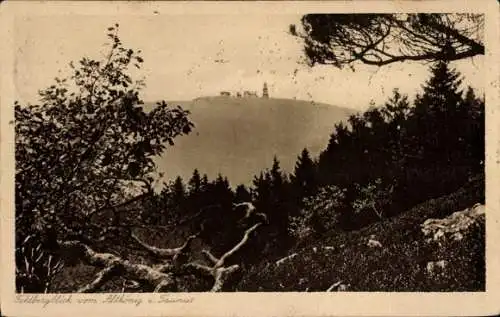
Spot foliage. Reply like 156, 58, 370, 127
15, 25, 193, 292
251, 158, 295, 258
291, 148, 318, 200
289, 185, 346, 243
317, 61, 484, 229
234, 184, 252, 203
239, 175, 484, 292
16, 235, 64, 293
352, 178, 394, 220
291, 14, 484, 68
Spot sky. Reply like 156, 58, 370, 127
14, 14, 484, 112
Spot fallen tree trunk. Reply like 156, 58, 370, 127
60, 241, 177, 292
58, 221, 264, 292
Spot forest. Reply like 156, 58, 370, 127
15, 14, 485, 293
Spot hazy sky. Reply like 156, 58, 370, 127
14, 14, 484, 111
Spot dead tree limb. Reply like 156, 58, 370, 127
216, 223, 261, 267
77, 265, 120, 293
326, 280, 343, 292
185, 223, 262, 292
60, 241, 176, 292
57, 221, 262, 292
275, 253, 298, 267
130, 232, 198, 260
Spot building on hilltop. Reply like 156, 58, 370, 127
243, 90, 258, 97
262, 82, 269, 98
219, 84, 268, 98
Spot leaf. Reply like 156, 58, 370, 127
182, 125, 191, 134
128, 161, 140, 177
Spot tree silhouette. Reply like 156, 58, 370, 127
188, 169, 202, 196
291, 14, 484, 68
291, 148, 318, 200
234, 184, 252, 203
410, 61, 465, 166
15, 25, 193, 292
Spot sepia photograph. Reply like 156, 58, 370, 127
1, 1, 499, 316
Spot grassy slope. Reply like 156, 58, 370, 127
238, 174, 485, 292
52, 175, 484, 292
145, 97, 355, 186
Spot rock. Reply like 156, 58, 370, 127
426, 260, 448, 275
337, 284, 349, 291
367, 235, 382, 248
421, 203, 485, 243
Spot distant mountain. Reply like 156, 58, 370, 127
145, 96, 355, 187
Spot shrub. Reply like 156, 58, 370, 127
352, 178, 394, 220
289, 185, 346, 243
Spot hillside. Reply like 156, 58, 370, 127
50, 174, 484, 292
238, 174, 485, 292
144, 96, 355, 186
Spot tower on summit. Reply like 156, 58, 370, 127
262, 82, 269, 98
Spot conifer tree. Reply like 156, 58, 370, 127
252, 171, 272, 212
461, 86, 485, 169
213, 174, 234, 209
170, 176, 186, 216
411, 61, 464, 165
186, 169, 203, 215
270, 156, 285, 190
291, 148, 318, 200
188, 169, 202, 196
201, 174, 209, 192
234, 184, 252, 203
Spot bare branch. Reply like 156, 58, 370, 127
275, 253, 298, 267
130, 232, 197, 259
201, 250, 219, 264
326, 280, 343, 292
59, 240, 176, 292
184, 222, 263, 292
217, 223, 261, 267
78, 265, 120, 293
211, 265, 239, 292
